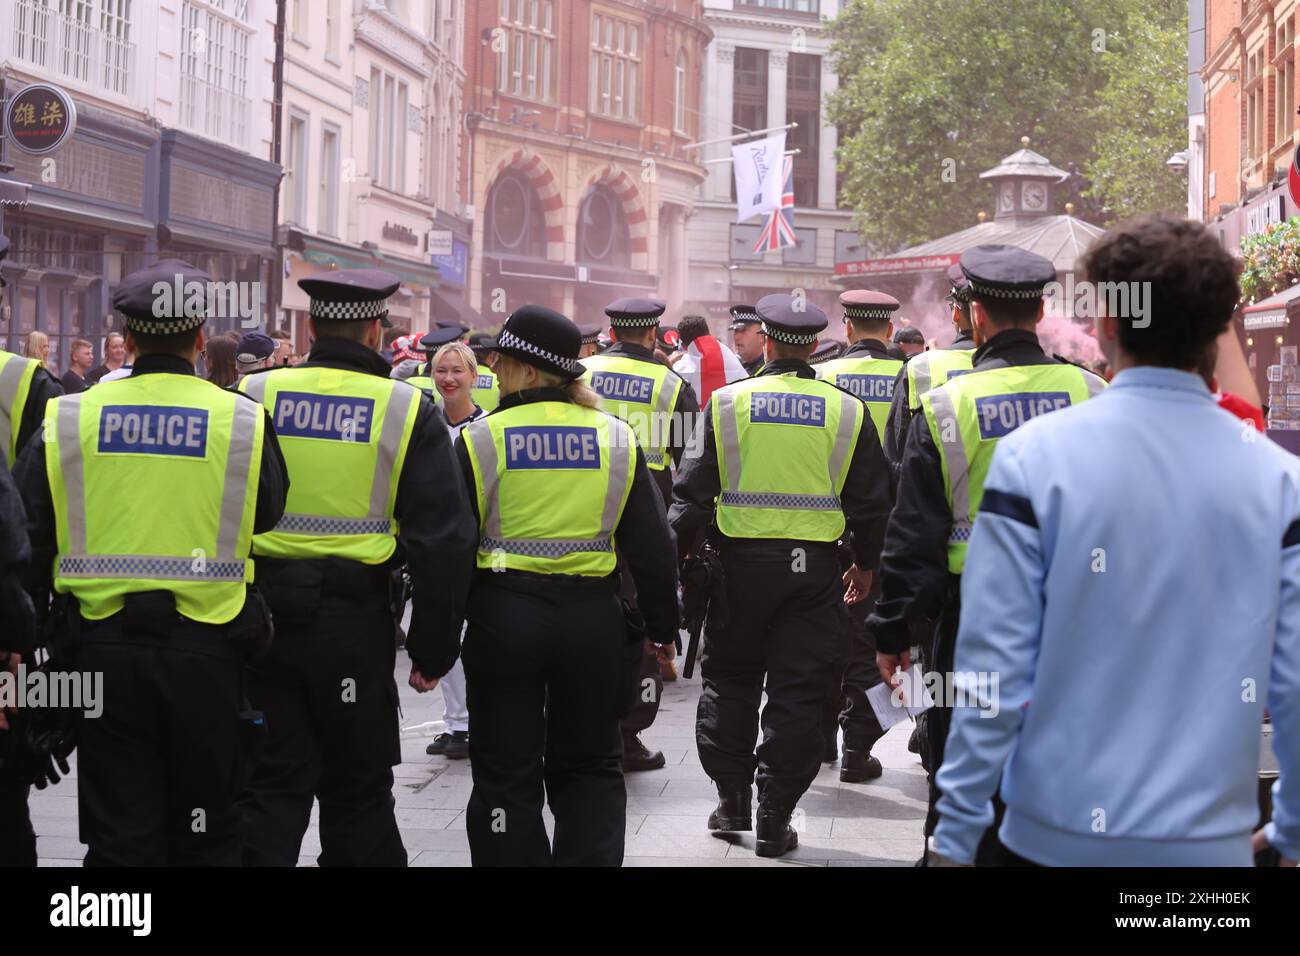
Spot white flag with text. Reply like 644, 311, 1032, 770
732, 132, 786, 223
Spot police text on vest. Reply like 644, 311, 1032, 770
750, 393, 827, 427
98, 406, 209, 458
837, 374, 894, 402
505, 426, 601, 469
50, 886, 151, 936
974, 392, 1071, 439
274, 392, 375, 442
592, 371, 655, 404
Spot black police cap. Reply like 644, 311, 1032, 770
604, 297, 666, 328
419, 321, 468, 352
578, 323, 604, 345
960, 245, 1056, 300
112, 259, 213, 335
490, 305, 585, 380
755, 293, 828, 346
299, 268, 400, 327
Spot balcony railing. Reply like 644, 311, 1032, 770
179, 73, 251, 151
12, 0, 137, 99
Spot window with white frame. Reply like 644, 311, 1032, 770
11, 0, 137, 98
286, 112, 308, 225
496, 0, 555, 102
674, 49, 688, 133
325, 0, 340, 56
320, 123, 340, 236
369, 67, 408, 192
179, 0, 253, 149
590, 12, 640, 121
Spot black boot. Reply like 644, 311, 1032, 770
622, 734, 666, 772
755, 808, 799, 858
840, 749, 883, 783
707, 789, 753, 832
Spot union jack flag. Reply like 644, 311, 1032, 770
753, 156, 798, 254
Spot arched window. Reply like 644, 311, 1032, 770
674, 50, 688, 133
577, 184, 629, 268
486, 169, 547, 259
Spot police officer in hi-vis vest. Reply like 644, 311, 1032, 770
238, 269, 477, 867
813, 290, 905, 783
454, 305, 678, 866
670, 294, 893, 858
578, 323, 604, 358
0, 238, 64, 470
883, 264, 979, 479
580, 297, 700, 772
15, 259, 289, 865
868, 245, 1106, 864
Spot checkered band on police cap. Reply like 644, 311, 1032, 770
966, 280, 1046, 300
842, 305, 895, 322
308, 298, 390, 321
761, 322, 818, 346
497, 328, 580, 375
123, 312, 208, 335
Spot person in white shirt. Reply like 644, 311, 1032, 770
672, 315, 749, 408
424, 341, 486, 760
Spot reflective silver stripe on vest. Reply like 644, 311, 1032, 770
1083, 370, 1106, 398
926, 386, 972, 528
719, 491, 840, 510
909, 353, 933, 408
827, 392, 858, 488
465, 418, 502, 538
216, 398, 260, 560
58, 554, 247, 581
56, 395, 88, 554
480, 536, 613, 558
651, 373, 678, 463
241, 373, 269, 404
369, 381, 418, 518
272, 513, 394, 536
715, 389, 742, 491
0, 353, 29, 460
598, 415, 633, 539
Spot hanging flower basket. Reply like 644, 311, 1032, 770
1240, 217, 1300, 303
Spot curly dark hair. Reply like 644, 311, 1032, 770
1082, 215, 1239, 370
678, 315, 711, 346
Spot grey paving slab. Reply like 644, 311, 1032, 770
30, 648, 930, 866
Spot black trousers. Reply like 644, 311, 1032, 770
835, 584, 887, 753
77, 623, 244, 866
462, 573, 628, 866
240, 592, 404, 867
617, 564, 663, 738
0, 750, 36, 867
697, 545, 845, 812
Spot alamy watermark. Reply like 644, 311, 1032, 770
151, 275, 262, 327
0, 664, 102, 718
1043, 276, 1151, 328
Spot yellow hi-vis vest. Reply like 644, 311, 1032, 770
713, 374, 864, 542
407, 363, 499, 412
45, 373, 265, 624
905, 348, 975, 410
922, 363, 1106, 573
462, 401, 635, 575
816, 353, 904, 445
580, 353, 682, 471
240, 367, 420, 563
0, 349, 39, 466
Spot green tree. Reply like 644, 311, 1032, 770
827, 0, 1186, 252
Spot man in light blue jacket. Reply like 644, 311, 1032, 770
930, 215, 1300, 866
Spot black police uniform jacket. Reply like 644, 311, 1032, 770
868, 328, 1069, 655
668, 358, 894, 569
452, 385, 680, 647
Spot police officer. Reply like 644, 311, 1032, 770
729, 304, 764, 376
15, 259, 289, 865
0, 239, 63, 469
883, 264, 978, 477
454, 305, 677, 865
814, 290, 905, 782
238, 269, 477, 867
581, 297, 701, 771
578, 323, 603, 359
867, 245, 1105, 863
465, 332, 501, 412
670, 294, 893, 857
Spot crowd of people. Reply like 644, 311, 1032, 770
0, 213, 1296, 869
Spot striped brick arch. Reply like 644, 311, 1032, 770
488, 147, 565, 261
586, 165, 650, 272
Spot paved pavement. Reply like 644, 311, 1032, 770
29, 649, 929, 867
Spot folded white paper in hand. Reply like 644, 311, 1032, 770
867, 668, 933, 730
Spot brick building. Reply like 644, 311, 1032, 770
461, 0, 712, 324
